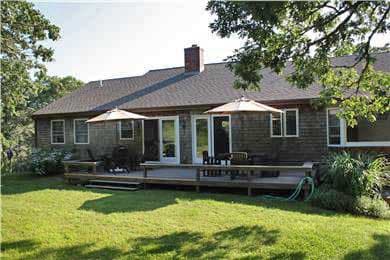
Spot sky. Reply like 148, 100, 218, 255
35, 1, 389, 83
34, 1, 244, 83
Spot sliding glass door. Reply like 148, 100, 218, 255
192, 116, 210, 163
160, 117, 179, 163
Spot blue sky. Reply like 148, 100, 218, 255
35, 1, 389, 83
34, 1, 243, 82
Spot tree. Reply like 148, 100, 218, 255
1, 1, 60, 148
207, 1, 390, 125
1, 2, 83, 172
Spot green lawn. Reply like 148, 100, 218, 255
2, 174, 389, 259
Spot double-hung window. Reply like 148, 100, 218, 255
51, 120, 65, 144
119, 120, 134, 140
270, 109, 299, 137
74, 119, 89, 144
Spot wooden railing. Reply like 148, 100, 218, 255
140, 162, 315, 196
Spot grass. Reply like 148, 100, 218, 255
2, 174, 390, 259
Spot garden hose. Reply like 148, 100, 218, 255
259, 176, 315, 202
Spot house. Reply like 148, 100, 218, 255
33, 45, 390, 164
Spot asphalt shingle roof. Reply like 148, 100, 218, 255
34, 52, 390, 116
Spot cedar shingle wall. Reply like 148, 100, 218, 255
35, 118, 142, 160
35, 106, 330, 163
231, 105, 328, 162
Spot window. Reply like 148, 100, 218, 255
284, 109, 299, 137
271, 112, 283, 137
326, 108, 390, 147
51, 120, 65, 144
74, 119, 89, 144
270, 109, 299, 137
327, 109, 341, 145
347, 113, 390, 143
119, 120, 134, 140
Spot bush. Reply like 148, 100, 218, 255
323, 151, 388, 198
30, 148, 71, 175
311, 189, 390, 218
353, 196, 390, 219
311, 188, 355, 212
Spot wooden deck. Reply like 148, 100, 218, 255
64, 162, 316, 195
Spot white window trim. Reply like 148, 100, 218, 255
270, 108, 299, 137
326, 108, 390, 147
119, 120, 134, 140
50, 119, 65, 144
73, 118, 89, 144
283, 108, 299, 137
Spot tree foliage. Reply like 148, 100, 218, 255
207, 1, 390, 125
1, 1, 83, 172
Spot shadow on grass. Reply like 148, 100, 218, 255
3, 226, 298, 259
344, 234, 390, 260
126, 225, 282, 259
3, 174, 341, 217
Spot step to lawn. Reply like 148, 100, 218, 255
89, 179, 140, 186
85, 184, 139, 191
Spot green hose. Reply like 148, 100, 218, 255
259, 176, 315, 202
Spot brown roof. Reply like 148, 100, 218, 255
34, 52, 390, 116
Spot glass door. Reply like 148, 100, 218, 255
212, 115, 231, 157
192, 116, 210, 163
160, 117, 179, 163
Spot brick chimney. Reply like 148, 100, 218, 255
184, 44, 204, 73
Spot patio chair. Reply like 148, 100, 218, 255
202, 151, 221, 177
230, 152, 249, 180
110, 145, 131, 173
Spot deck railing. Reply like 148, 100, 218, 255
140, 162, 315, 196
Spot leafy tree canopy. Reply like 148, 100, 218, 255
207, 1, 390, 126
1, 1, 83, 157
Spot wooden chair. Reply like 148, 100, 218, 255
230, 152, 249, 179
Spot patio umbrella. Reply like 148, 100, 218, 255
87, 108, 149, 151
86, 107, 148, 123
204, 96, 283, 114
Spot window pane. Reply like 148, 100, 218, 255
51, 121, 64, 143
121, 120, 133, 139
162, 120, 175, 157
271, 113, 282, 136
75, 120, 88, 143
196, 119, 208, 158
327, 111, 340, 145
285, 110, 297, 136
347, 113, 390, 142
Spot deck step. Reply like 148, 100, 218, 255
85, 184, 139, 191
89, 179, 141, 186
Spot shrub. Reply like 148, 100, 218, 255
323, 151, 388, 198
352, 196, 390, 219
30, 148, 72, 175
311, 188, 355, 212
311, 189, 390, 218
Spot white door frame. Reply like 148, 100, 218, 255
191, 115, 211, 164
159, 116, 180, 164
143, 116, 180, 164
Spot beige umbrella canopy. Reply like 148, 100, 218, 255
87, 108, 148, 123
205, 96, 283, 114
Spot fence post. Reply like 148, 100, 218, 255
196, 168, 200, 192
143, 167, 148, 178
247, 170, 252, 196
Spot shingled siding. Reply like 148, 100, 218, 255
231, 105, 328, 162
35, 118, 143, 160
35, 105, 329, 164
